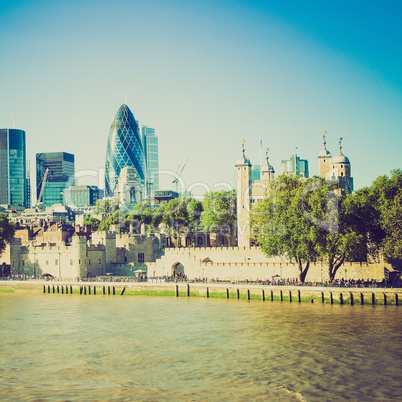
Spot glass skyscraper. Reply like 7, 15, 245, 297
105, 104, 146, 196
141, 125, 159, 193
0, 128, 28, 207
36, 152, 75, 208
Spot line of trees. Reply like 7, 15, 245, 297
251, 170, 402, 282
83, 190, 237, 245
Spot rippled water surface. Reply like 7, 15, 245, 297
0, 293, 401, 401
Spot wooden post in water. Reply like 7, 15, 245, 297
187, 284, 190, 297
103, 286, 105, 295
113, 287, 115, 295
247, 289, 250, 300
43, 285, 46, 293
84, 286, 87, 295
280, 290, 283, 302
226, 288, 229, 299
289, 290, 292, 303
298, 290, 301, 303
94, 286, 96, 295
175, 284, 179, 297
70, 285, 72, 294
62, 286, 64, 294
48, 285, 50, 293
340, 293, 343, 305
108, 286, 110, 295
80, 286, 83, 295
330, 292, 333, 304
206, 287, 209, 298
372, 293, 375, 305
88, 286, 91, 295
66, 286, 69, 294
350, 292, 354, 306
360, 293, 364, 305
271, 290, 274, 301
262, 289, 265, 301
57, 285, 59, 294
384, 293, 387, 305
396, 293, 399, 306
237, 289, 240, 299
121, 287, 126, 295
321, 292, 324, 303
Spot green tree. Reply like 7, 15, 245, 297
187, 198, 203, 229
162, 197, 190, 237
94, 199, 118, 215
0, 213, 15, 256
252, 175, 318, 283
200, 190, 236, 237
83, 215, 101, 231
370, 169, 402, 259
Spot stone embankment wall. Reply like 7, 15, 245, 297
145, 246, 385, 282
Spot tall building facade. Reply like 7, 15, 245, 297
36, 152, 75, 208
141, 125, 159, 194
0, 128, 28, 208
63, 185, 102, 207
281, 154, 309, 178
105, 104, 146, 197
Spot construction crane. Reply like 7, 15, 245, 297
36, 168, 49, 206
172, 159, 189, 195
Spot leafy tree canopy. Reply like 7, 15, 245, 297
200, 190, 236, 234
0, 213, 15, 256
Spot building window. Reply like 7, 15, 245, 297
46, 260, 49, 265
99, 259, 101, 264
55, 259, 58, 265
341, 172, 344, 176
88, 259, 91, 265
138, 253, 145, 263
70, 259, 73, 265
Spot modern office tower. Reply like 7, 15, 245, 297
0, 128, 28, 208
141, 125, 159, 194
63, 185, 102, 207
36, 152, 75, 209
281, 154, 309, 178
105, 104, 146, 197
250, 165, 261, 184
26, 161, 31, 208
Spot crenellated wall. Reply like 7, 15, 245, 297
145, 246, 385, 282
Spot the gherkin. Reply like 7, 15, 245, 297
105, 104, 146, 196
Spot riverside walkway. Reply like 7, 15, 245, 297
1, 279, 402, 305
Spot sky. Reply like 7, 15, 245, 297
1, 0, 401, 199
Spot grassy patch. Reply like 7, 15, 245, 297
0, 287, 15, 293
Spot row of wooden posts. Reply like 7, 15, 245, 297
188, 285, 399, 306
43, 284, 125, 296
43, 284, 399, 305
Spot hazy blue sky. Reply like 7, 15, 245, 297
1, 0, 401, 197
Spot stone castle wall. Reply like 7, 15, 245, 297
145, 246, 385, 282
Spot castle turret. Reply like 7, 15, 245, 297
329, 137, 353, 195
260, 148, 275, 189
236, 142, 251, 248
318, 132, 331, 178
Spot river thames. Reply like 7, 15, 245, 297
1, 293, 401, 401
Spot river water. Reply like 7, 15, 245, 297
0, 294, 401, 401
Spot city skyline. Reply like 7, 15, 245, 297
0, 1, 401, 196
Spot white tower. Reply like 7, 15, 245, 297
236, 142, 252, 248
